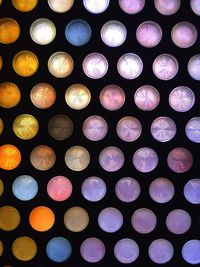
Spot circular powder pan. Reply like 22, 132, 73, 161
65, 84, 91, 110
0, 206, 20, 231
133, 147, 158, 173
115, 177, 141, 203
0, 144, 21, 170
48, 0, 74, 13
185, 117, 200, 143
64, 206, 89, 232
80, 237, 105, 263
119, 0, 145, 14
82, 115, 108, 141
184, 179, 200, 204
29, 206, 55, 232
13, 114, 39, 140
48, 114, 73, 141
117, 53, 143, 79
64, 146, 90, 171
134, 85, 160, 111
98, 207, 123, 233
81, 176, 107, 202
30, 18, 56, 45
0, 18, 20, 44
83, 0, 110, 14
30, 83, 56, 109
148, 239, 174, 264
48, 51, 74, 78
30, 145, 56, 171
12, 175, 38, 201
0, 82, 21, 108
12, 50, 39, 77
47, 176, 72, 201
154, 0, 181, 15
65, 19, 91, 46
46, 237, 72, 263
169, 86, 195, 112
136, 21, 162, 48
100, 84, 125, 111
149, 177, 174, 203
114, 238, 139, 264
12, 0, 38, 12
99, 146, 124, 172
12, 236, 37, 261
187, 54, 200, 80
82, 53, 108, 79
101, 20, 127, 47
167, 147, 193, 173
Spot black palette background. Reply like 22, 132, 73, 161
0, 0, 200, 266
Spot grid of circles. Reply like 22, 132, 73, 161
0, 0, 200, 266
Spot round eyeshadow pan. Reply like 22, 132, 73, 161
169, 86, 195, 112
150, 116, 176, 142
134, 85, 160, 111
148, 239, 174, 264
99, 146, 124, 172
185, 117, 200, 143
166, 209, 191, 234
98, 207, 123, 233
136, 21, 162, 48
12, 236, 37, 261
83, 0, 110, 14
171, 21, 197, 48
149, 177, 174, 203
48, 51, 74, 78
114, 238, 139, 263
119, 0, 145, 14
100, 84, 125, 111
12, 0, 38, 12
115, 177, 141, 202
190, 0, 200, 15
80, 237, 105, 263
30, 83, 56, 109
0, 206, 20, 231
187, 54, 200, 80
48, 114, 74, 141
82, 53, 108, 79
153, 54, 179, 80
30, 145, 56, 171
12, 175, 38, 201
82, 115, 108, 141
0, 82, 21, 108
154, 0, 181, 15
64, 146, 90, 171
46, 237, 72, 263
184, 179, 200, 204
64, 206, 89, 232
167, 147, 193, 173
101, 20, 127, 47
81, 176, 107, 202
116, 116, 142, 142
117, 53, 143, 79
131, 208, 157, 234
65, 84, 91, 110
182, 240, 200, 264
0, 18, 20, 44
47, 0, 74, 13
132, 147, 158, 173
30, 18, 56, 45
47, 176, 72, 201
65, 19, 91, 46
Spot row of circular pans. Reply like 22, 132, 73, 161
0, 144, 196, 173
0, 17, 199, 49
0, 83, 197, 113
0, 174, 199, 204
0, 205, 196, 234
2, 0, 200, 16
0, 235, 199, 264
0, 112, 200, 142
1, 50, 200, 80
